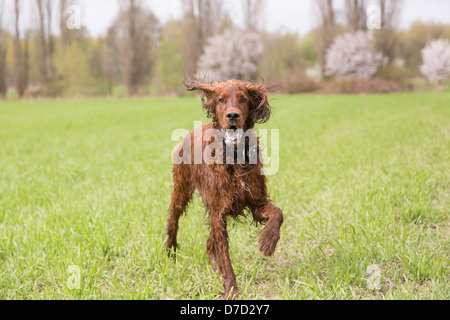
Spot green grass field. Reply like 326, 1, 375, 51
0, 92, 449, 300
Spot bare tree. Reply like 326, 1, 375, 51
343, 0, 400, 62
379, 0, 401, 30
110, 0, 160, 95
181, 0, 225, 74
101, 27, 121, 94
0, 0, 7, 97
315, 0, 337, 78
36, 0, 57, 84
345, 0, 367, 32
23, 30, 30, 94
36, 0, 48, 85
375, 0, 402, 62
46, 0, 55, 77
59, 0, 70, 46
13, 0, 25, 97
59, 0, 82, 47
242, 0, 265, 31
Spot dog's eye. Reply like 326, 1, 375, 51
218, 98, 225, 104
240, 97, 247, 104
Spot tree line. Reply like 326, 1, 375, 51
0, 0, 449, 99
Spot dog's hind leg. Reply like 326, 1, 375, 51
165, 163, 193, 256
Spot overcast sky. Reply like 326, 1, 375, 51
6, 0, 450, 37
80, 0, 450, 36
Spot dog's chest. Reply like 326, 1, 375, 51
196, 164, 252, 213
210, 165, 249, 192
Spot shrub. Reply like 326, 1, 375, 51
377, 60, 409, 80
197, 28, 263, 82
420, 39, 450, 83
275, 71, 319, 94
325, 31, 387, 79
318, 78, 405, 94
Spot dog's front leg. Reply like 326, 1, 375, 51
253, 203, 284, 257
210, 212, 238, 299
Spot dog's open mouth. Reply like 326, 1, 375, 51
222, 126, 243, 145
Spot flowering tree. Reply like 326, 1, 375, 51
325, 31, 386, 79
420, 39, 450, 83
197, 28, 263, 82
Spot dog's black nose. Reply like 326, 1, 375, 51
226, 111, 240, 120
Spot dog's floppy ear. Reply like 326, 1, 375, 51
184, 78, 215, 101
247, 83, 271, 124
184, 77, 217, 121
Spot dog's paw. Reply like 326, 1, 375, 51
224, 284, 239, 300
258, 226, 280, 257
165, 241, 179, 259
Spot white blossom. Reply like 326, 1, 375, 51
197, 28, 263, 82
325, 31, 387, 79
420, 39, 450, 83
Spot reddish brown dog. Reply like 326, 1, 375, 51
166, 78, 283, 298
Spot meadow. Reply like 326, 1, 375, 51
0, 92, 448, 299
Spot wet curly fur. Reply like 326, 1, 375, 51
165, 78, 283, 299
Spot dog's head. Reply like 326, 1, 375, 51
185, 78, 271, 144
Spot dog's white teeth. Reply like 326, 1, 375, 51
226, 132, 237, 139
221, 129, 243, 145
224, 131, 242, 144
